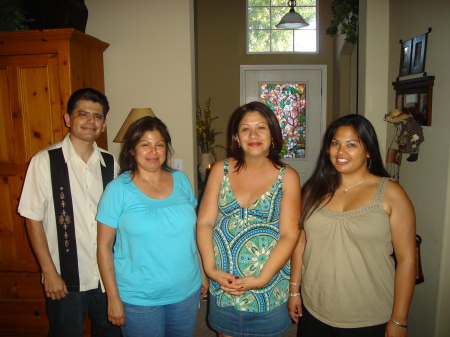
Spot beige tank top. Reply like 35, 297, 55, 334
302, 177, 394, 328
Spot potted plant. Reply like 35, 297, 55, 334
196, 97, 225, 179
326, 0, 359, 44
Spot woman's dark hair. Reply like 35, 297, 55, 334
229, 101, 284, 171
119, 116, 173, 175
67, 88, 110, 117
300, 114, 390, 227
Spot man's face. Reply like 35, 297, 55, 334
64, 100, 107, 143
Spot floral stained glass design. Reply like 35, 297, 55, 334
260, 83, 306, 158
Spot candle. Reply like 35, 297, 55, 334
205, 164, 211, 181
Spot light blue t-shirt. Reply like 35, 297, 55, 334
96, 170, 201, 306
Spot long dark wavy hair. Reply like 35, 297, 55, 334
119, 116, 173, 175
229, 101, 284, 172
300, 114, 390, 227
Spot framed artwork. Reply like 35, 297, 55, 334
392, 76, 435, 126
399, 39, 412, 77
410, 33, 427, 74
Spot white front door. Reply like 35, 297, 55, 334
240, 65, 327, 184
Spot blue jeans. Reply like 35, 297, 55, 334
46, 286, 121, 337
120, 288, 200, 337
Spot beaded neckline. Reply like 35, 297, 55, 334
317, 178, 390, 218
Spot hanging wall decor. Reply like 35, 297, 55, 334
399, 39, 412, 77
398, 28, 431, 77
392, 75, 434, 126
384, 108, 425, 162
410, 33, 428, 75
394, 28, 434, 126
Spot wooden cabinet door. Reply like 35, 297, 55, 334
0, 53, 63, 272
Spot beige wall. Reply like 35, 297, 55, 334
85, 0, 197, 184
387, 1, 450, 336
195, 0, 334, 160
358, 1, 450, 335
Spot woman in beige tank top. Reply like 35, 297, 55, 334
288, 114, 416, 337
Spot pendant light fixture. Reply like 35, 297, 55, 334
276, 0, 309, 29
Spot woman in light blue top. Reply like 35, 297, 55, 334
97, 116, 207, 337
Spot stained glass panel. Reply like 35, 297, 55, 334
260, 83, 306, 158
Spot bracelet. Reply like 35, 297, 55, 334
390, 318, 407, 328
289, 293, 301, 297
289, 282, 301, 286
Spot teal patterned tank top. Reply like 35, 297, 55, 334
210, 159, 290, 313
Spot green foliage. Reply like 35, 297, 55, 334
196, 98, 225, 161
326, 0, 359, 44
0, 0, 33, 31
249, 30, 271, 52
248, 7, 271, 29
248, 0, 271, 6
272, 30, 292, 52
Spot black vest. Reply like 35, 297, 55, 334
48, 147, 114, 291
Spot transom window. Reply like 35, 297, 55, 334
247, 0, 317, 53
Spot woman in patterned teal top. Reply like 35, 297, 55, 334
197, 102, 301, 337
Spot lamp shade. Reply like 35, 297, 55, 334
113, 108, 156, 143
276, 8, 309, 29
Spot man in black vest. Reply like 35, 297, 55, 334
18, 88, 121, 337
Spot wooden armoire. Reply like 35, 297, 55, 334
0, 28, 109, 336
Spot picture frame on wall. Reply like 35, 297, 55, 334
410, 33, 428, 74
399, 39, 412, 77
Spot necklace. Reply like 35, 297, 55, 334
342, 179, 365, 194
148, 181, 162, 192
140, 174, 162, 192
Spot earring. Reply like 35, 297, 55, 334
366, 157, 372, 169
238, 142, 241, 148
272, 141, 275, 149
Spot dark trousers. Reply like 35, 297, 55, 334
297, 305, 387, 337
46, 286, 121, 337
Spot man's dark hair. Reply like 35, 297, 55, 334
67, 88, 110, 117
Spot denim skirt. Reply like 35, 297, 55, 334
208, 297, 291, 337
